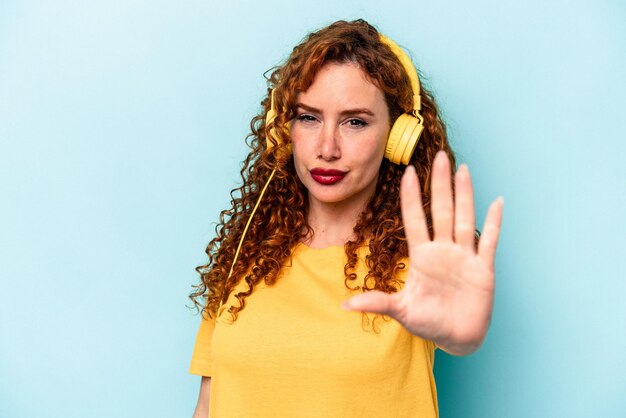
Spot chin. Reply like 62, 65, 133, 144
303, 178, 376, 208
307, 186, 365, 207
306, 188, 346, 204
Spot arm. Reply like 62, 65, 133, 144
192, 376, 211, 418
190, 314, 216, 416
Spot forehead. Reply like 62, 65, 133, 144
296, 62, 386, 110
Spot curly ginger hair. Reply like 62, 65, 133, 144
190, 19, 457, 321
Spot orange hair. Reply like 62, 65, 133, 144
190, 19, 457, 321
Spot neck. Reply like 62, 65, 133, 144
304, 195, 370, 249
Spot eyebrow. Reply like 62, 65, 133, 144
295, 102, 375, 117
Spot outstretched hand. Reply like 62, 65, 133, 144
342, 151, 504, 355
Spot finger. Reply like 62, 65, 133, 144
478, 197, 504, 270
401, 165, 429, 245
454, 164, 476, 250
341, 291, 401, 318
431, 151, 454, 241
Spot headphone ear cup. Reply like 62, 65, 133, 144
385, 113, 424, 165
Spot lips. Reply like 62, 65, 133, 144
310, 168, 348, 185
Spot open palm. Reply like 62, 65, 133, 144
343, 151, 504, 355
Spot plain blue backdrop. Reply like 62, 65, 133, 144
1, 1, 624, 417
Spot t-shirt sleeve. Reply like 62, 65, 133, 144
189, 314, 216, 376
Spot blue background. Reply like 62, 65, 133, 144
1, 1, 624, 417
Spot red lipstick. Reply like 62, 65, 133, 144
310, 168, 347, 185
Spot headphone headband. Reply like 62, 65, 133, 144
268, 33, 422, 122
378, 34, 422, 112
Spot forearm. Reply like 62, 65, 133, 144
433, 320, 490, 356
192, 376, 211, 418
435, 339, 483, 356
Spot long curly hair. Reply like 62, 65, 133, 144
190, 19, 457, 321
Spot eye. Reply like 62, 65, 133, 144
346, 118, 367, 127
296, 114, 318, 123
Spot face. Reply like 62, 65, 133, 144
290, 62, 390, 212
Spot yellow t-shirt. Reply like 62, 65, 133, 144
190, 243, 438, 418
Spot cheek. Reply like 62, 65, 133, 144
290, 142, 308, 182
360, 132, 388, 178
360, 132, 388, 163
291, 140, 303, 165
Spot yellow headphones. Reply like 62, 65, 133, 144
265, 33, 424, 165
220, 33, 424, 312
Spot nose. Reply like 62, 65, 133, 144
318, 122, 341, 161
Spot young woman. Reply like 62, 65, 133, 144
189, 19, 503, 418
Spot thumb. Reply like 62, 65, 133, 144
341, 291, 400, 317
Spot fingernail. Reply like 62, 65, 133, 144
457, 163, 468, 175
435, 150, 447, 165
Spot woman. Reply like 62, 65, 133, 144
189, 19, 503, 417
